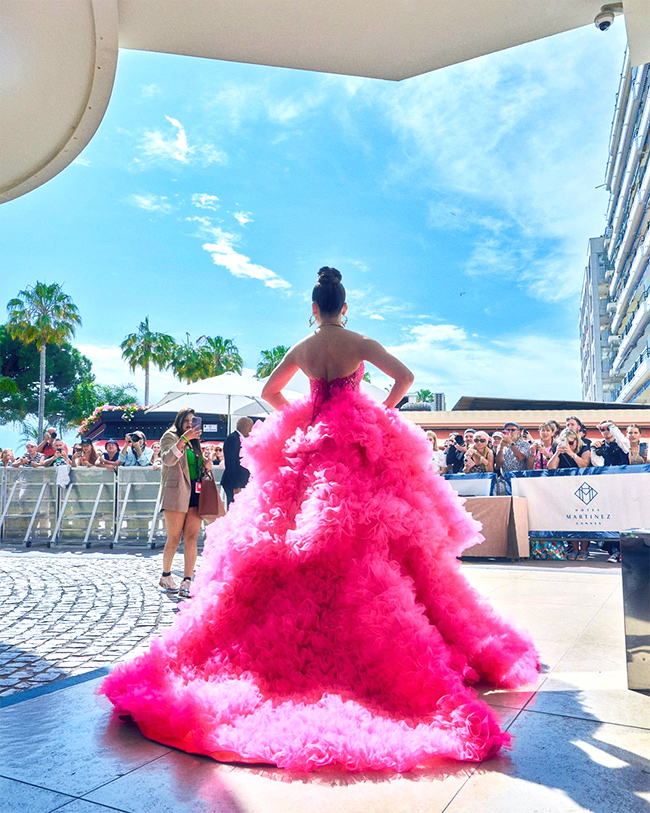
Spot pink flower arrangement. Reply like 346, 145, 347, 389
78, 403, 144, 435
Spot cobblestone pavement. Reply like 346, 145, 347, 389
0, 546, 201, 697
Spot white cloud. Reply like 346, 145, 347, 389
201, 228, 291, 291
267, 90, 326, 123
72, 156, 91, 167
129, 194, 174, 214
192, 193, 220, 211
371, 27, 628, 301
141, 84, 161, 98
136, 116, 226, 167
347, 287, 409, 322
410, 324, 468, 344
209, 82, 326, 128
385, 322, 581, 406
233, 211, 253, 226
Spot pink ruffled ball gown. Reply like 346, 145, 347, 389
101, 364, 539, 772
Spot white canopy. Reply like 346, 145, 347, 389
146, 369, 305, 430
3, 0, 649, 205
147, 367, 387, 430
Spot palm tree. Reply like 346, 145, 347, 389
7, 282, 81, 441
197, 335, 243, 377
120, 317, 177, 406
169, 334, 209, 385
416, 389, 435, 403
255, 345, 289, 379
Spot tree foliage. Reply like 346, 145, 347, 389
416, 389, 435, 403
67, 381, 138, 428
255, 346, 289, 379
0, 324, 93, 428
6, 282, 82, 440
170, 334, 243, 384
120, 316, 176, 406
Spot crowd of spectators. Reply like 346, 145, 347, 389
424, 416, 649, 476
424, 415, 649, 564
0, 426, 226, 472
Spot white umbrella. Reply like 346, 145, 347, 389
147, 370, 277, 432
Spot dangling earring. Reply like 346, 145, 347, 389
309, 315, 315, 327
342, 315, 348, 326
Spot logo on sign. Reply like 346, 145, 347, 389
574, 482, 598, 506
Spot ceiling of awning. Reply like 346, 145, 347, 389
1, 0, 648, 205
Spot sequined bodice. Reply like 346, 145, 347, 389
309, 363, 364, 413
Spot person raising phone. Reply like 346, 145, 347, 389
158, 408, 210, 598
118, 431, 153, 467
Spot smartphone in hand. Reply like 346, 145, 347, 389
191, 416, 203, 430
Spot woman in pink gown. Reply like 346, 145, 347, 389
101, 267, 539, 772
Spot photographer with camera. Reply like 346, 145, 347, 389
590, 420, 629, 467
42, 439, 73, 467
118, 431, 153, 467
16, 441, 44, 468
445, 429, 475, 474
36, 427, 58, 459
496, 422, 531, 473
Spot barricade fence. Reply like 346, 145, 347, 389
0, 467, 224, 548
504, 464, 650, 540
2, 465, 648, 548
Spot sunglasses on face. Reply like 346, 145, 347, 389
598, 427, 609, 433
475, 438, 487, 443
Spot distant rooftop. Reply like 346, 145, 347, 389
452, 395, 650, 412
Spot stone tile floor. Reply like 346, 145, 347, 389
1, 547, 648, 812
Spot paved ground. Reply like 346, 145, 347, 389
0, 546, 193, 696
2, 554, 648, 813
0, 543, 617, 699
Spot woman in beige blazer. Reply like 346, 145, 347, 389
159, 408, 211, 598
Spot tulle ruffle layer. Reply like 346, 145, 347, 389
101, 386, 539, 771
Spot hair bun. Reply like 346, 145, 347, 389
317, 266, 342, 285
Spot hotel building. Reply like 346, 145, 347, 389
580, 53, 650, 404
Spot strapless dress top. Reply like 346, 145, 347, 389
309, 362, 364, 416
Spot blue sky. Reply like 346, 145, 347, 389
0, 23, 628, 449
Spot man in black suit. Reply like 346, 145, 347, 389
221, 417, 254, 508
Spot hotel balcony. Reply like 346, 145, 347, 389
610, 236, 650, 334
616, 346, 650, 402
612, 288, 650, 371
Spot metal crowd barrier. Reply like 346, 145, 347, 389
0, 467, 224, 548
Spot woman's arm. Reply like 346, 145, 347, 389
485, 450, 494, 473
160, 431, 184, 467
576, 449, 591, 469
261, 351, 300, 410
360, 338, 414, 408
547, 449, 560, 470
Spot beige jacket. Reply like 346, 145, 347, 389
160, 428, 193, 512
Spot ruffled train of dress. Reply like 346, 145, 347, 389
100, 365, 539, 772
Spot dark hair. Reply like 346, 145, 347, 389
81, 440, 98, 464
566, 415, 587, 435
171, 408, 203, 460
312, 267, 345, 315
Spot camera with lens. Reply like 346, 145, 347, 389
594, 3, 622, 31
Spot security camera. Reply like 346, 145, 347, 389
594, 3, 623, 31
594, 10, 615, 30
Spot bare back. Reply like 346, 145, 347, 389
293, 327, 366, 382
262, 326, 414, 410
